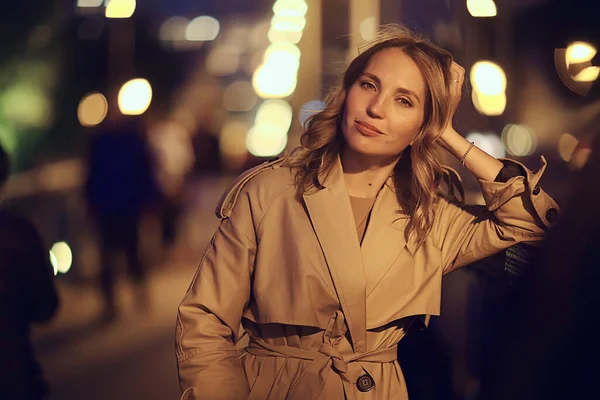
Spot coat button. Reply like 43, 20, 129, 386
356, 374, 374, 392
532, 185, 540, 195
546, 207, 559, 223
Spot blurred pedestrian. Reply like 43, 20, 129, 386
0, 144, 59, 399
84, 114, 160, 322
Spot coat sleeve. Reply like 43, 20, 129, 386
175, 190, 256, 400
432, 157, 560, 274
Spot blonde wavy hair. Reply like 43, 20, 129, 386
288, 24, 462, 247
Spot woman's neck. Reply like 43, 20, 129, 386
340, 146, 401, 198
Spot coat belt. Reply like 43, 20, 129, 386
245, 338, 398, 399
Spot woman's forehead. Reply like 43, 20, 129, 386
363, 48, 427, 97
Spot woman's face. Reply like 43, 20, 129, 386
342, 47, 427, 160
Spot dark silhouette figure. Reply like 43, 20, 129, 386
84, 116, 160, 321
0, 145, 59, 399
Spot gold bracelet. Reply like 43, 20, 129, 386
459, 142, 475, 165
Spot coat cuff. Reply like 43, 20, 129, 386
478, 156, 561, 229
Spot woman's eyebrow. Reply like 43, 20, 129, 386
361, 72, 421, 104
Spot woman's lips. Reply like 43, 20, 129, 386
354, 120, 384, 137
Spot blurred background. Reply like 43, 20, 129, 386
0, 0, 598, 399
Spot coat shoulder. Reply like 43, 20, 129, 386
215, 154, 295, 218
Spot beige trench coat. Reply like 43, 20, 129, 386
176, 154, 559, 400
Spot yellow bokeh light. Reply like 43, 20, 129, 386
78, 0, 103, 7
105, 0, 136, 19
118, 78, 152, 115
223, 81, 258, 112
573, 66, 600, 82
246, 124, 288, 157
253, 65, 298, 98
360, 17, 377, 41
51, 242, 73, 274
78, 92, 108, 127
558, 133, 579, 162
273, 0, 308, 17
501, 124, 537, 156
220, 120, 250, 159
565, 41, 597, 68
267, 27, 303, 44
0, 83, 52, 129
264, 42, 301, 63
471, 90, 506, 116
186, 16, 220, 41
255, 99, 293, 132
466, 0, 497, 17
270, 15, 306, 32
49, 251, 58, 276
470, 61, 506, 95
159, 16, 189, 41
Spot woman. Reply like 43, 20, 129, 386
175, 25, 559, 399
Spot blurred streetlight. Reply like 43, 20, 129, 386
466, 0, 497, 17
246, 100, 293, 157
50, 242, 73, 275
501, 124, 537, 156
273, 0, 308, 17
470, 61, 507, 116
78, 92, 108, 127
105, 0, 136, 19
470, 61, 506, 95
565, 41, 596, 68
118, 78, 152, 115
186, 16, 220, 41
465, 132, 506, 158
565, 41, 599, 82
77, 0, 103, 7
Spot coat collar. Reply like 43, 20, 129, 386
302, 154, 415, 352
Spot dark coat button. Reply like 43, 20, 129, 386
532, 185, 540, 195
546, 207, 559, 223
356, 374, 374, 392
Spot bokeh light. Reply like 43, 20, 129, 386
471, 90, 507, 116
501, 124, 537, 156
466, 0, 497, 17
470, 61, 506, 95
78, 92, 108, 127
220, 119, 250, 160
50, 242, 73, 275
49, 251, 58, 276
118, 78, 152, 115
159, 16, 189, 42
105, 0, 136, 19
573, 66, 600, 82
267, 26, 303, 44
0, 83, 52, 129
253, 65, 298, 98
186, 16, 220, 41
270, 15, 306, 32
255, 99, 293, 132
273, 0, 308, 17
77, 0, 103, 8
223, 81, 258, 112
465, 132, 506, 159
565, 41, 597, 68
360, 17, 377, 41
246, 125, 288, 157
558, 133, 579, 162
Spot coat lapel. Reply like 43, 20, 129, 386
302, 157, 367, 352
360, 181, 413, 296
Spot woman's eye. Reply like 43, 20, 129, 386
360, 81, 376, 91
396, 98, 412, 107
